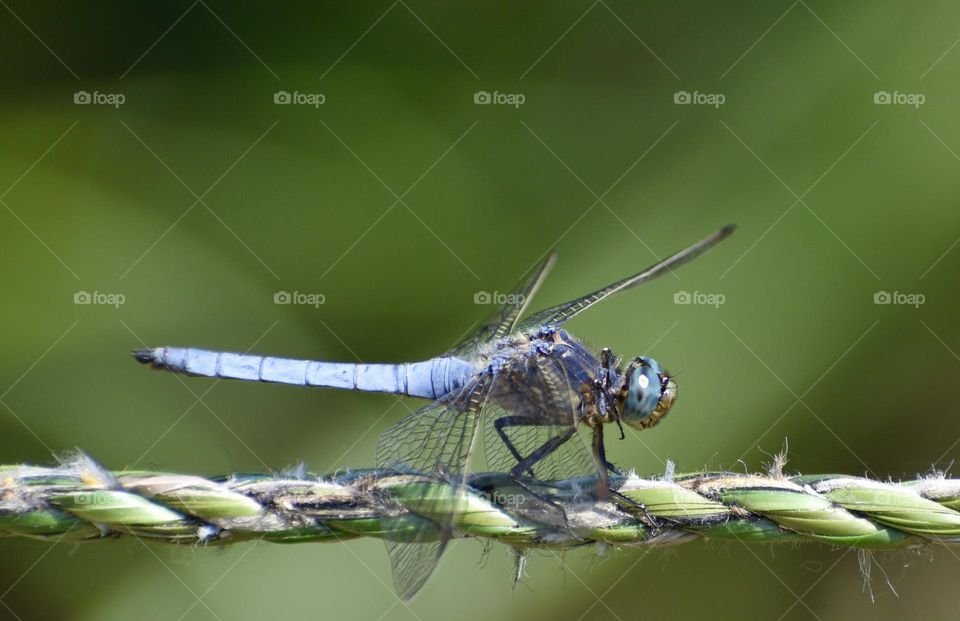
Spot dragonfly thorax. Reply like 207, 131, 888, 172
617, 356, 677, 430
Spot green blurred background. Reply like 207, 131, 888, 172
2, 1, 960, 619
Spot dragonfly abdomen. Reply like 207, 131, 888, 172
133, 347, 473, 399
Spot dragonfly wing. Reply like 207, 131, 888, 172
383, 539, 445, 602
374, 350, 596, 597
446, 252, 557, 358
375, 374, 490, 599
518, 225, 735, 331
482, 355, 597, 481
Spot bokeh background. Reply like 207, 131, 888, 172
2, 2, 960, 619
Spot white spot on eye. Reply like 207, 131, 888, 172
637, 374, 650, 390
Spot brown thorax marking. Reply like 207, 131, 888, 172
578, 380, 601, 428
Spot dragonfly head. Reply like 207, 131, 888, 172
619, 356, 677, 430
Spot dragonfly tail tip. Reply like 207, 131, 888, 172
132, 348, 157, 365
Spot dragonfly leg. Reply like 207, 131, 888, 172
591, 425, 612, 500
498, 420, 577, 479
507, 475, 569, 528
497, 417, 612, 498
492, 420, 577, 530
591, 424, 610, 469
493, 416, 530, 472
590, 426, 657, 525
609, 488, 659, 528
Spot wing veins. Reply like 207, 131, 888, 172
520, 225, 735, 329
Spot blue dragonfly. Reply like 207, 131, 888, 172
135, 224, 734, 598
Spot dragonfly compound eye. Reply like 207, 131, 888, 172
622, 363, 662, 426
620, 357, 677, 430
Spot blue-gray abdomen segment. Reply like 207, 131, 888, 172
134, 347, 472, 399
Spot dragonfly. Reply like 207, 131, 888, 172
135, 224, 734, 598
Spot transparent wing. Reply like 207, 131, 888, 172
383, 539, 445, 602
446, 252, 557, 358
374, 349, 600, 598
482, 355, 597, 481
375, 375, 490, 600
519, 225, 735, 331
377, 378, 487, 477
